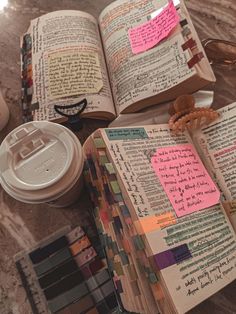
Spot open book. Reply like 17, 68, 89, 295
21, 0, 215, 123
83, 102, 236, 314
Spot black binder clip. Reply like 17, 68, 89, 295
54, 98, 87, 131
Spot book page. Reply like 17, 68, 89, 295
29, 10, 115, 121
98, 0, 195, 114
193, 102, 236, 200
103, 125, 192, 219
101, 125, 236, 313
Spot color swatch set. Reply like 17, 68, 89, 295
15, 226, 119, 314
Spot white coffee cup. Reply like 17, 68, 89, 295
0, 121, 84, 207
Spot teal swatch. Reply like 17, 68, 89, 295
105, 128, 148, 140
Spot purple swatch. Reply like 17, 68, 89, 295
154, 244, 192, 270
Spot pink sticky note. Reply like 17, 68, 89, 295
151, 144, 220, 217
128, 1, 179, 54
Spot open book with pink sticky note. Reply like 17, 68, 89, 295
21, 0, 215, 123
83, 102, 236, 314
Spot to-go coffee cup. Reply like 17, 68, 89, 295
0, 121, 84, 207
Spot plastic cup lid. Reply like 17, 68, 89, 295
0, 121, 82, 194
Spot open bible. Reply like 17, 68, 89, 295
83, 102, 236, 314
21, 0, 215, 123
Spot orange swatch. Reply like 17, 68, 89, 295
152, 282, 165, 301
122, 238, 131, 253
135, 212, 176, 234
70, 236, 91, 256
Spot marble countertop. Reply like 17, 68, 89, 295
0, 0, 236, 313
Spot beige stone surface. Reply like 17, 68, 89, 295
0, 0, 235, 313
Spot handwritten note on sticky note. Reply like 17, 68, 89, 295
48, 50, 103, 99
128, 1, 179, 54
151, 144, 220, 217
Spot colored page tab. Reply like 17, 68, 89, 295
100, 210, 109, 224
128, 1, 179, 54
98, 150, 109, 165
132, 235, 145, 251
110, 181, 121, 194
187, 52, 204, 68
105, 128, 148, 140
113, 216, 123, 232
105, 163, 116, 175
70, 236, 91, 255
135, 212, 176, 234
119, 251, 129, 265
154, 244, 192, 269
151, 144, 220, 217
115, 279, 123, 293
94, 137, 106, 148
152, 282, 165, 300
127, 264, 138, 280
120, 204, 131, 217
114, 262, 124, 276
122, 238, 131, 253
148, 272, 158, 284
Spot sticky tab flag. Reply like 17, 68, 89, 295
151, 144, 220, 217
128, 1, 179, 54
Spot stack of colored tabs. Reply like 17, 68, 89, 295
84, 135, 167, 314
15, 226, 119, 314
21, 33, 35, 122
